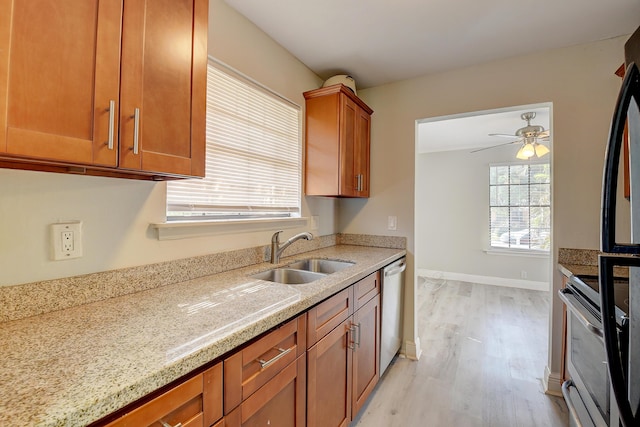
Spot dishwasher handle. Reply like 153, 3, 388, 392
384, 261, 406, 277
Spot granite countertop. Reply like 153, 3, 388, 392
557, 263, 602, 278
0, 245, 405, 426
557, 248, 630, 279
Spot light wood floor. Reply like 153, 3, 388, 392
354, 278, 569, 427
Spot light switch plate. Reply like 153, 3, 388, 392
388, 216, 397, 231
51, 221, 83, 260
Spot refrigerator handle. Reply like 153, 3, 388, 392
602, 62, 640, 254
599, 255, 640, 427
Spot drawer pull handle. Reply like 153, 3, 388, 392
160, 421, 182, 427
257, 347, 292, 369
106, 100, 115, 150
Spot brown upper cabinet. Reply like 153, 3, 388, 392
304, 84, 373, 197
0, 0, 207, 180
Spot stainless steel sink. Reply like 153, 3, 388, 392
286, 258, 354, 274
250, 268, 326, 284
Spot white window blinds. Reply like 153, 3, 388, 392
489, 162, 550, 251
167, 60, 301, 220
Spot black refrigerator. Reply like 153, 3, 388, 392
600, 25, 640, 427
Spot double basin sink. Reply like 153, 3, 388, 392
251, 258, 354, 284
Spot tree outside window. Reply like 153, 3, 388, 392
489, 163, 550, 251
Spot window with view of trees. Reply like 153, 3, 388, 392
489, 163, 550, 251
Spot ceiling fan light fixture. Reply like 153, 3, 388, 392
535, 143, 550, 157
521, 143, 535, 158
516, 146, 529, 160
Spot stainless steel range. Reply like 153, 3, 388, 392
560, 274, 628, 426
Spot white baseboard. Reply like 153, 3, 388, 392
417, 269, 549, 292
543, 366, 563, 397
403, 337, 422, 360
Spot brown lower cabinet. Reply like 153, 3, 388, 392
307, 272, 381, 427
351, 294, 381, 416
102, 362, 222, 427
224, 356, 306, 427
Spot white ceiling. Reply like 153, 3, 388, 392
225, 0, 640, 89
417, 106, 550, 154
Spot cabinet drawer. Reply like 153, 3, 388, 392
103, 362, 222, 427
225, 314, 306, 413
225, 355, 306, 427
354, 271, 380, 311
307, 287, 354, 348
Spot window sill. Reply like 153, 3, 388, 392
484, 248, 550, 258
151, 217, 309, 241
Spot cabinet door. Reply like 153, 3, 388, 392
351, 294, 380, 418
225, 356, 306, 427
119, 0, 207, 177
204, 363, 224, 427
307, 318, 353, 427
354, 106, 371, 197
339, 95, 358, 197
0, 0, 121, 166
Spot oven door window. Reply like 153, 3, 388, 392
570, 312, 610, 423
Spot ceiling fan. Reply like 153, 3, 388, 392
471, 112, 550, 159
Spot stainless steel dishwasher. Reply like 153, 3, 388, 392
380, 257, 406, 377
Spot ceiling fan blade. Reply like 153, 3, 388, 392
538, 130, 550, 138
488, 133, 518, 138
470, 140, 520, 153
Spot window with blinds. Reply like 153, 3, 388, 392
167, 60, 301, 221
489, 162, 550, 251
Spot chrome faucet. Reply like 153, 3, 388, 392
270, 230, 313, 263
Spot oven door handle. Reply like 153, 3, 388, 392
558, 288, 603, 339
561, 380, 592, 427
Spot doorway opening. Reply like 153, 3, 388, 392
414, 103, 552, 291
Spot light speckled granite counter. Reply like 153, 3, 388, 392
557, 247, 629, 278
0, 244, 404, 426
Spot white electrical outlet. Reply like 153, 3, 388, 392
388, 216, 397, 231
51, 221, 83, 260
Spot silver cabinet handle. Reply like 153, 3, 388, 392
257, 346, 292, 369
132, 108, 140, 154
160, 421, 182, 427
106, 100, 115, 150
558, 288, 603, 339
355, 322, 361, 348
348, 324, 357, 350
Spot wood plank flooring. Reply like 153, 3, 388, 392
354, 278, 569, 427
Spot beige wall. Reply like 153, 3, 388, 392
348, 35, 627, 374
0, 0, 333, 286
